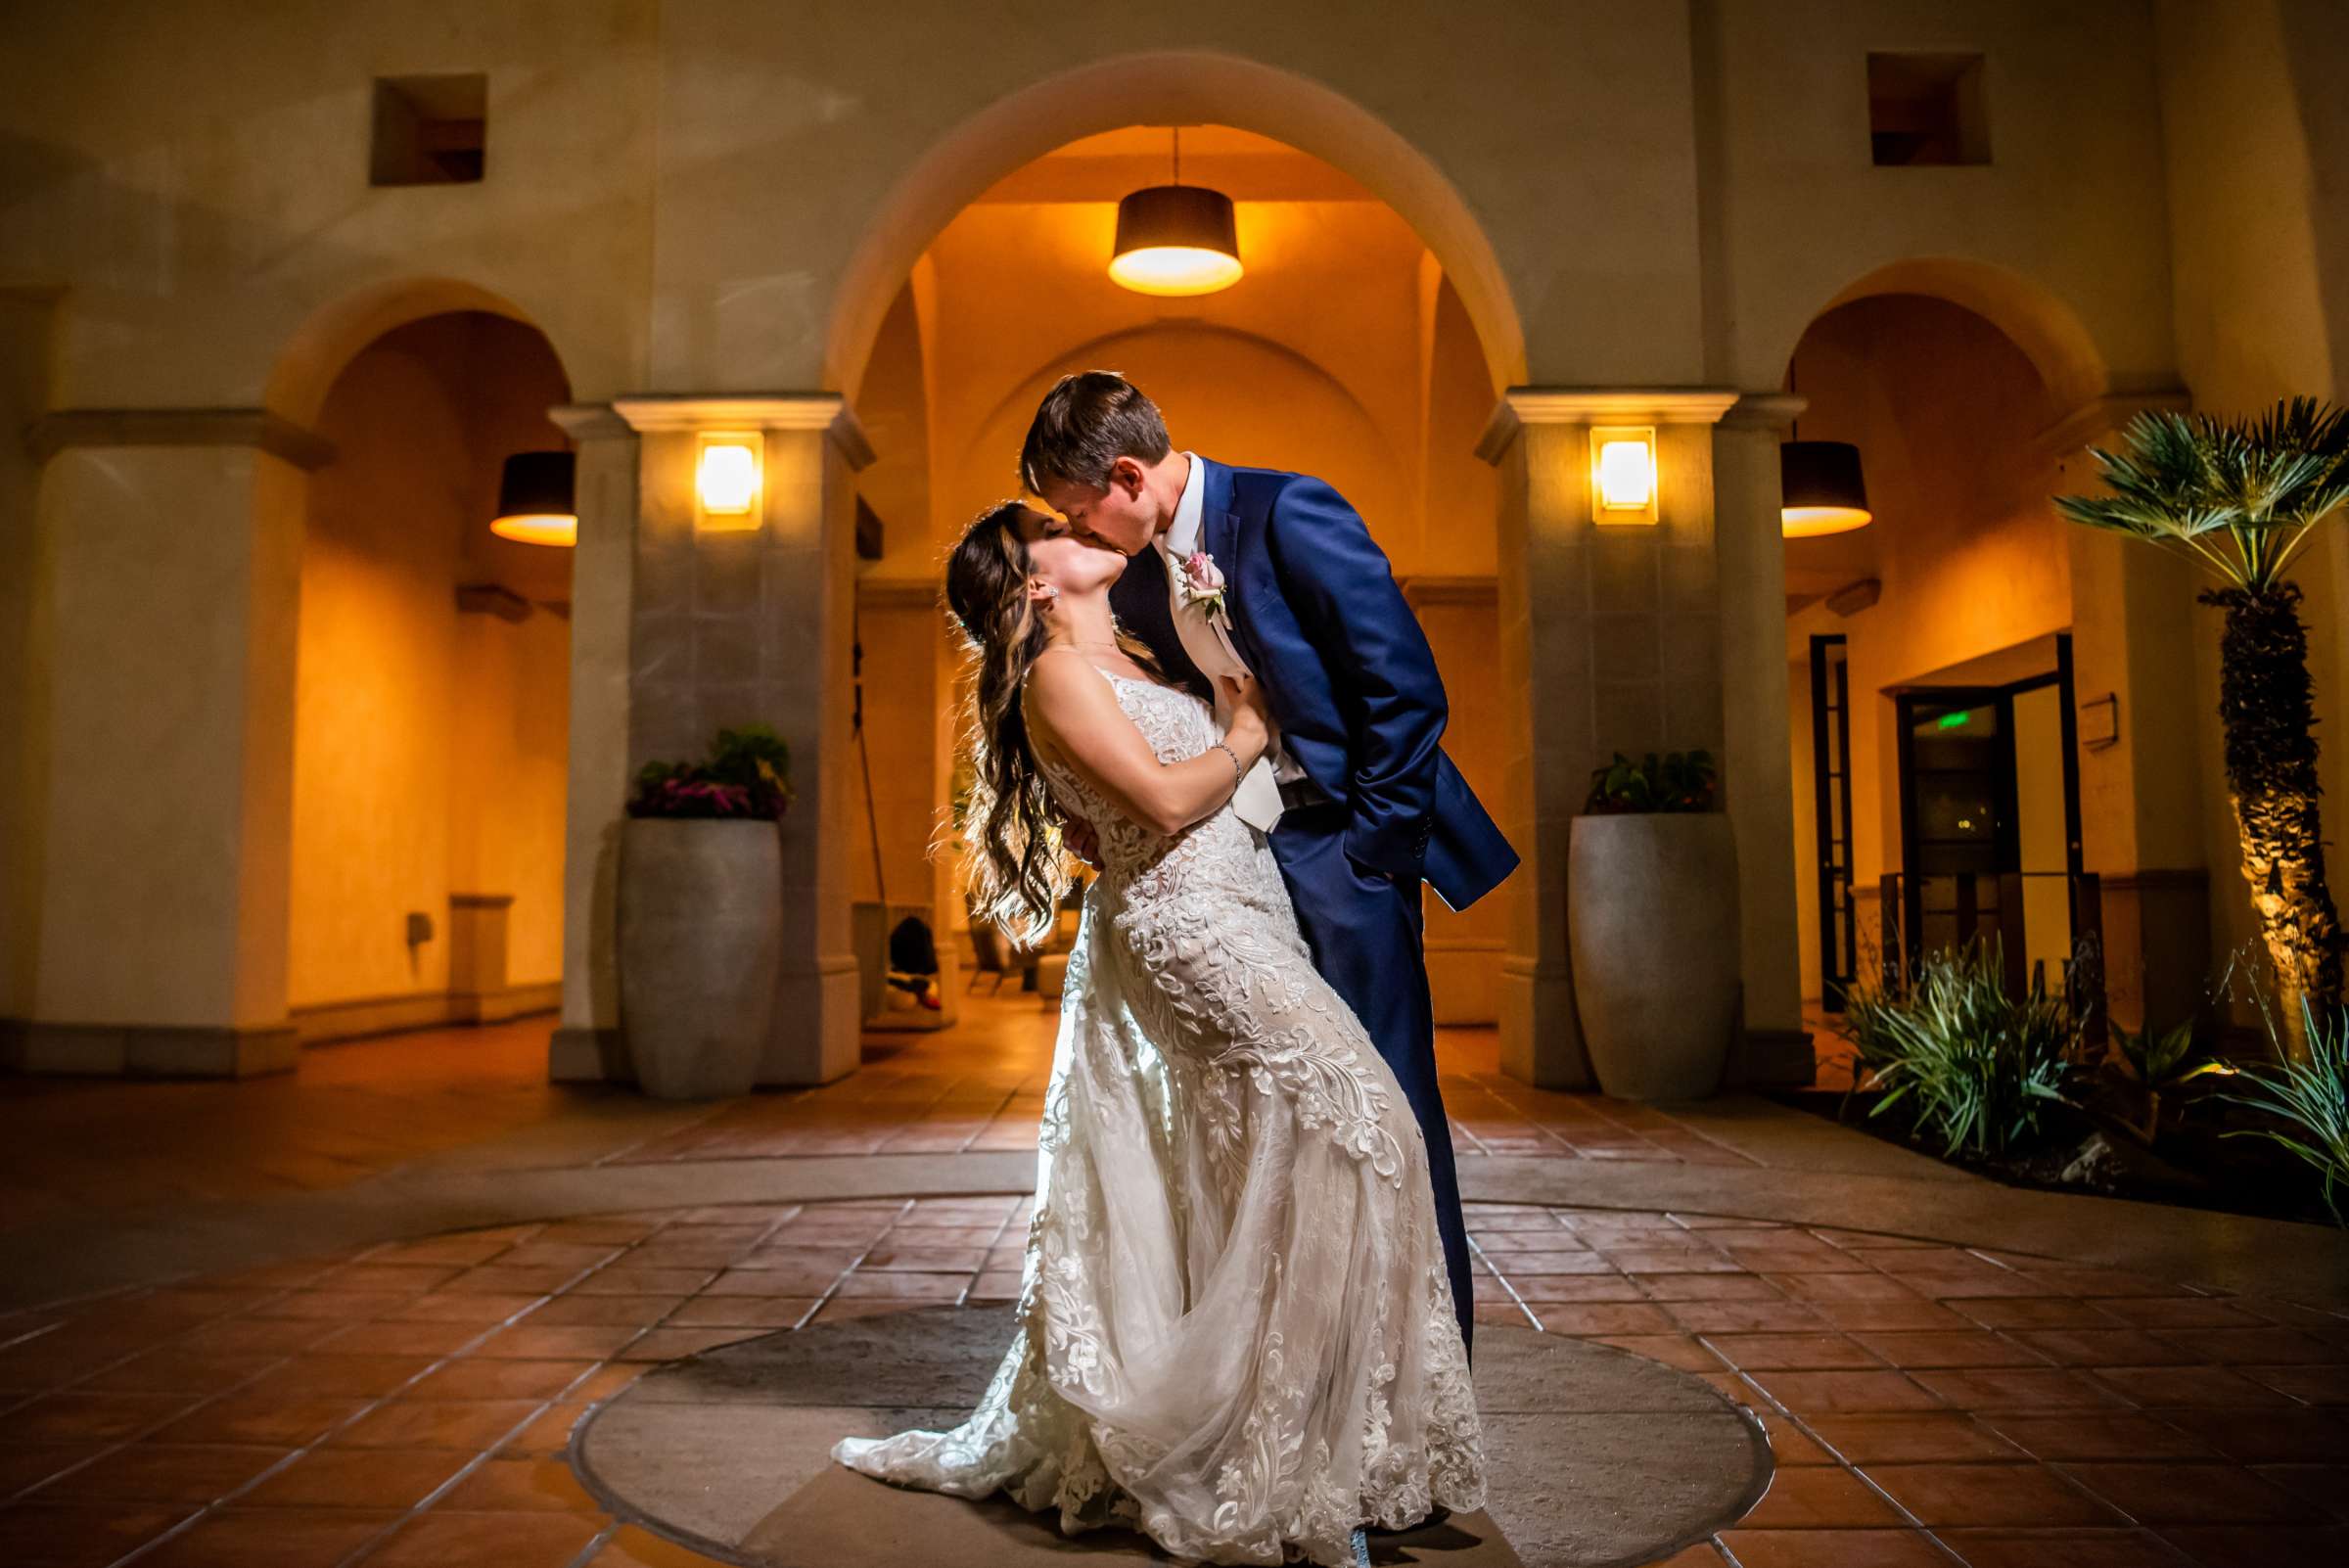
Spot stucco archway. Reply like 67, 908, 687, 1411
824, 49, 1529, 405
1786, 256, 2113, 417
265, 276, 550, 433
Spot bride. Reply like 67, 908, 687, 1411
831, 500, 1488, 1566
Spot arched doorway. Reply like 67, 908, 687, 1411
835, 115, 1514, 1050
278, 296, 576, 1046
1776, 270, 2205, 1067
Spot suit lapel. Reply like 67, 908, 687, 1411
1198, 458, 1266, 675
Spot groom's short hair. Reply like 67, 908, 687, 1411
1020, 371, 1172, 494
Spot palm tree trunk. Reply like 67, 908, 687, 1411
2204, 583, 2343, 1058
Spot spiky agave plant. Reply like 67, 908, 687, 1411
2056, 398, 2349, 1058
1839, 940, 2076, 1162
2221, 995, 2349, 1224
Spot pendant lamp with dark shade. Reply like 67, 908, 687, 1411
1110, 128, 1243, 298
1779, 438, 1872, 537
490, 450, 577, 546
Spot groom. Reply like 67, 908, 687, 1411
1021, 371, 1518, 1366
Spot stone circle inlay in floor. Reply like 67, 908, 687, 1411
569, 1302, 1773, 1567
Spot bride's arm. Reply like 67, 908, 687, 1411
1026, 658, 1267, 837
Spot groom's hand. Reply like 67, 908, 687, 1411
1063, 818, 1104, 870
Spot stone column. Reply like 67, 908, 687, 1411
4, 410, 329, 1076
548, 403, 641, 1081
1714, 393, 1814, 1084
607, 394, 871, 1087
1476, 390, 1739, 1087
2048, 392, 2210, 1035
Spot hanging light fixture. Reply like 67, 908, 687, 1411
1779, 364, 1872, 536
489, 450, 577, 546
1780, 440, 1872, 536
1109, 127, 1243, 298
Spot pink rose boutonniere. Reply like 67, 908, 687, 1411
1177, 549, 1229, 625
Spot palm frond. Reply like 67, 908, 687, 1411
2055, 398, 2349, 592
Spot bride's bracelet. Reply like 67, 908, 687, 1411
1211, 741, 1244, 792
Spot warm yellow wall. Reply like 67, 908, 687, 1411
2156, 0, 2349, 1020
903, 191, 1464, 576
1412, 590, 1506, 1023
290, 313, 570, 1010
0, 293, 53, 1021
845, 595, 948, 915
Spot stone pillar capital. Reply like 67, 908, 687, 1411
547, 402, 636, 442
1718, 392, 1809, 435
1475, 386, 1743, 465
608, 392, 875, 471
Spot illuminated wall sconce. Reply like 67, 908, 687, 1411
1589, 426, 1658, 525
695, 432, 762, 530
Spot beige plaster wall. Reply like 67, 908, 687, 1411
0, 0, 659, 410
1699, 0, 2175, 394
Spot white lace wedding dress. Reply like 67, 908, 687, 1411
831, 665, 1487, 1567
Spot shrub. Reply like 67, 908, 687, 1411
628, 723, 793, 820
1583, 750, 1717, 813
1839, 939, 2076, 1160
2222, 995, 2349, 1223
2102, 1018, 2230, 1143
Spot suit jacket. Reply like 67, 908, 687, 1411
1108, 456, 1519, 912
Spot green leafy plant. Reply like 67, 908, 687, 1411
2221, 995, 2349, 1223
2055, 398, 2349, 1053
1583, 750, 1717, 814
2103, 1019, 2232, 1143
1838, 940, 2076, 1161
629, 723, 793, 820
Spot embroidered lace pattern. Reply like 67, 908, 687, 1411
832, 669, 1487, 1566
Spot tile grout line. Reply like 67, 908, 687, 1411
85, 1217, 646, 1567
329, 1204, 815, 1568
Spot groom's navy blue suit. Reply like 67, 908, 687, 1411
1110, 457, 1519, 1360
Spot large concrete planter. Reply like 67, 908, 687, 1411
618, 817, 781, 1099
1568, 812, 1740, 1102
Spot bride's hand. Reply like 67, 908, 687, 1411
1221, 671, 1270, 752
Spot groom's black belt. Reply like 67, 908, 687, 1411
1277, 777, 1332, 810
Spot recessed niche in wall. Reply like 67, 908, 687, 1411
1866, 53, 1989, 166
370, 73, 487, 185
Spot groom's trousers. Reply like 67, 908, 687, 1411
1266, 801, 1476, 1363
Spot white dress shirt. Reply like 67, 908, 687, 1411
1157, 452, 1289, 832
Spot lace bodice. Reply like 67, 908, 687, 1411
1032, 667, 1270, 896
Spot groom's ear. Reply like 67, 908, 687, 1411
1107, 456, 1146, 497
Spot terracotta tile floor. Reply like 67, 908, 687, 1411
1, 1194, 2343, 1566
4, 995, 2344, 1562
0, 995, 1761, 1240
610, 1000, 1765, 1168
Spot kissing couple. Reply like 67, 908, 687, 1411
835, 370, 1520, 1566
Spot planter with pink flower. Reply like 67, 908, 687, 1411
618, 724, 793, 1099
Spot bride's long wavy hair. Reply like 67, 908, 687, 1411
945, 501, 1158, 945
